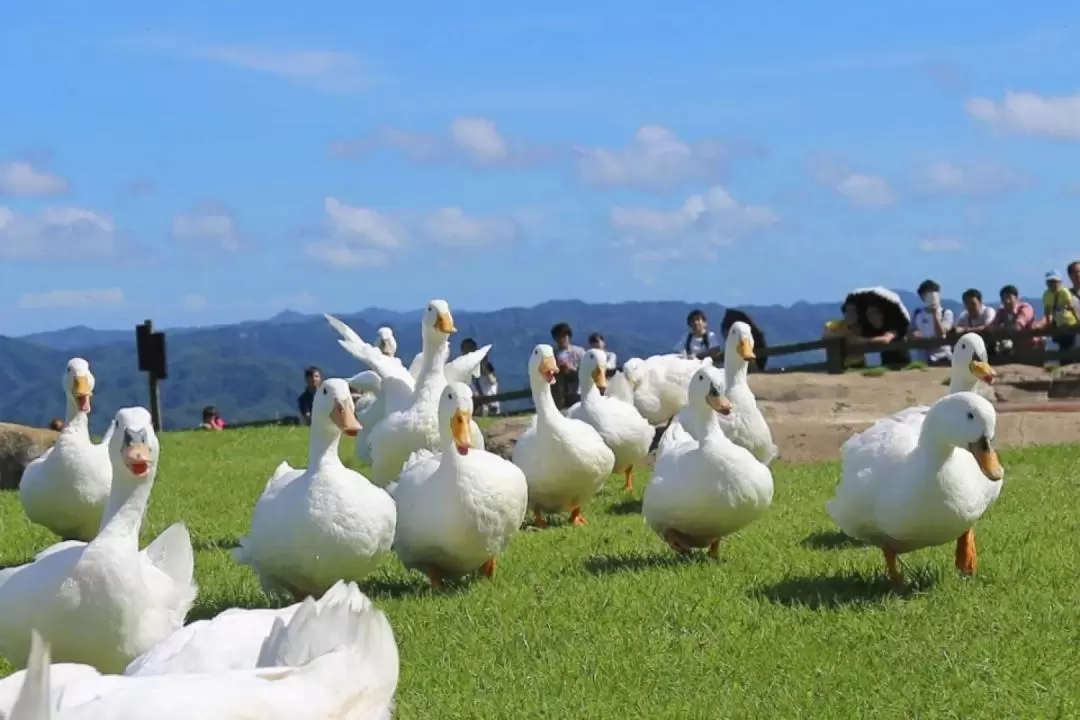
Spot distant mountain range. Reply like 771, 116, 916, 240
1, 292, 969, 433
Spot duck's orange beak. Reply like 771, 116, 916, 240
969, 360, 996, 385
591, 366, 607, 390
707, 391, 732, 415
968, 436, 1003, 481
539, 357, 558, 384
331, 400, 361, 437
451, 409, 472, 455
72, 375, 92, 412
737, 338, 756, 360
434, 311, 457, 334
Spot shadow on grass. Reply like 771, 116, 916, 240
607, 499, 643, 516
584, 551, 711, 576
800, 530, 866, 551
753, 569, 940, 610
191, 536, 239, 552
363, 574, 473, 600
188, 594, 280, 622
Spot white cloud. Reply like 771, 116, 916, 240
629, 248, 685, 285
182, 294, 207, 310
171, 201, 244, 251
0, 160, 69, 197
576, 125, 739, 191
190, 45, 368, 93
424, 207, 518, 247
966, 91, 1080, 140
305, 242, 390, 268
918, 236, 965, 253
806, 152, 895, 208
331, 116, 548, 168
0, 206, 119, 261
612, 186, 778, 239
914, 161, 1031, 197
324, 197, 406, 248
18, 287, 124, 309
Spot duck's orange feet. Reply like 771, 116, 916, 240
955, 528, 977, 576
708, 539, 721, 559
623, 467, 634, 492
883, 548, 904, 589
480, 557, 497, 579
569, 506, 588, 526
663, 529, 692, 555
425, 566, 444, 590
532, 510, 549, 529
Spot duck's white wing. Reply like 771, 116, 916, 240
657, 414, 694, 455
141, 523, 196, 609
347, 371, 382, 394
407, 352, 423, 381
7, 630, 54, 720
605, 372, 635, 406
444, 345, 491, 385
326, 314, 416, 392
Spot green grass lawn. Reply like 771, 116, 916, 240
1, 427, 1078, 718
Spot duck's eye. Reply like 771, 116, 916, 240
322, 387, 328, 395
960, 343, 967, 351
966, 411, 974, 420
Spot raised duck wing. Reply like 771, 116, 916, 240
445, 345, 491, 385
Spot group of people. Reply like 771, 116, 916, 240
824, 263, 1080, 368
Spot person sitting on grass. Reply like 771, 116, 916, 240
200, 406, 225, 431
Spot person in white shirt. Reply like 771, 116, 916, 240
476, 359, 499, 415
910, 279, 954, 365
955, 288, 997, 333
587, 332, 617, 369
674, 309, 718, 359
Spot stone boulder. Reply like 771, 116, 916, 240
0, 423, 59, 490
481, 416, 534, 460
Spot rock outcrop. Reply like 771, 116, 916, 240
0, 423, 59, 490
480, 416, 534, 460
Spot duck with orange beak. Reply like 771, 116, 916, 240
365, 300, 489, 487
644, 365, 774, 559
566, 349, 653, 493
391, 382, 528, 589
713, 322, 779, 466
829, 391, 1005, 590
19, 357, 114, 542
512, 345, 615, 528
233, 378, 396, 600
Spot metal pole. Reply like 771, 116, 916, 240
148, 374, 162, 432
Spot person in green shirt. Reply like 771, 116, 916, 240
1038, 271, 1080, 363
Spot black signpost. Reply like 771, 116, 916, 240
135, 319, 167, 432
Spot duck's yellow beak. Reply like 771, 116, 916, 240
331, 399, 361, 437
737, 338, 756, 360
122, 443, 152, 477
592, 366, 607, 390
539, 357, 558, 384
434, 311, 457, 334
969, 360, 996, 384
72, 375, 92, 412
451, 408, 472, 456
707, 389, 732, 415
967, 436, 1003, 481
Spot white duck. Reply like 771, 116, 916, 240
512, 345, 615, 528
232, 379, 396, 600
391, 382, 528, 588
713, 321, 779, 465
374, 326, 398, 357
890, 333, 997, 427
326, 305, 489, 480
0, 581, 399, 720
827, 392, 1004, 588
346, 370, 385, 465
123, 579, 374, 676
566, 350, 653, 492
0, 408, 196, 674
623, 353, 704, 426
643, 366, 774, 557
20, 358, 114, 541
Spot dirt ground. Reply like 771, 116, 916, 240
751, 364, 1080, 463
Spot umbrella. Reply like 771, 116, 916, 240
843, 287, 911, 338
721, 308, 769, 371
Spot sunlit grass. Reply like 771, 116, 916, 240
1, 428, 1077, 718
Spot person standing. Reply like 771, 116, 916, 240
909, 279, 954, 365
550, 322, 586, 404
588, 332, 618, 369
674, 309, 718, 359
296, 366, 322, 425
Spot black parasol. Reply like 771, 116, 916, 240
843, 287, 911, 338
721, 308, 769, 371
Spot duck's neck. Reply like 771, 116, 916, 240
724, 355, 748, 390
96, 473, 154, 543
683, 401, 715, 442
580, 378, 602, 405
914, 418, 957, 473
438, 431, 465, 473
531, 377, 561, 424
64, 398, 89, 430
309, 423, 344, 470
414, 336, 449, 403
947, 365, 976, 394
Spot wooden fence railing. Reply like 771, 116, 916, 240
472, 324, 1080, 413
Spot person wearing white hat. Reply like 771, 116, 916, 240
1039, 270, 1080, 364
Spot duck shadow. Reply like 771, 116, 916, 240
584, 551, 711, 576
752, 570, 940, 610
363, 574, 471, 600
191, 536, 239, 552
800, 530, 866, 551
188, 593, 280, 622
606, 499, 643, 516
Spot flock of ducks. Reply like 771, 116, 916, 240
0, 302, 1007, 717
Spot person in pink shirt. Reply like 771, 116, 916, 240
991, 284, 1041, 354
200, 405, 225, 430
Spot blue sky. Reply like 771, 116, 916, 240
2, 1, 1079, 335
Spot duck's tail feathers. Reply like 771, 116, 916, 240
99, 418, 117, 447
255, 581, 383, 669
761, 442, 780, 466
143, 523, 198, 621
9, 630, 53, 720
